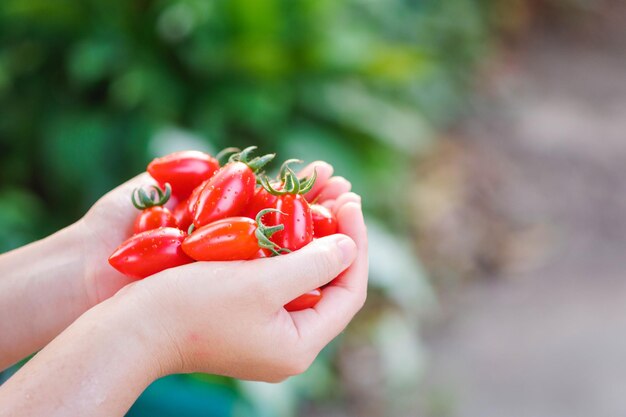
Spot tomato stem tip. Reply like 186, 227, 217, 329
131, 183, 171, 210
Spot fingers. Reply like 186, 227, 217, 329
252, 234, 357, 306
323, 192, 362, 213
315, 176, 352, 203
299, 161, 333, 201
290, 202, 368, 346
333, 192, 361, 212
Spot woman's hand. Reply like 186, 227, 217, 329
0, 194, 367, 417
0, 158, 355, 372
121, 195, 367, 381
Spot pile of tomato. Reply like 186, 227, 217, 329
108, 147, 338, 311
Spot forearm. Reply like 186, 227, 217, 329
0, 223, 90, 370
0, 292, 161, 417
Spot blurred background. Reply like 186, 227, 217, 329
1, 0, 625, 416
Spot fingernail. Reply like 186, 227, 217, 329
336, 236, 357, 266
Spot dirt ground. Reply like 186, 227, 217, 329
417, 15, 626, 417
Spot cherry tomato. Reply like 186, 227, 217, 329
148, 150, 219, 200
182, 210, 284, 261
271, 194, 313, 251
131, 183, 177, 234
108, 227, 194, 279
192, 147, 274, 228
134, 207, 177, 234
259, 160, 317, 251
284, 289, 323, 311
311, 204, 338, 237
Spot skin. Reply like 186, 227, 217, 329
0, 161, 368, 417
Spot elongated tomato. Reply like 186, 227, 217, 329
183, 210, 285, 261
192, 162, 256, 227
183, 217, 260, 261
260, 159, 317, 251
284, 289, 323, 311
271, 194, 313, 251
192, 147, 274, 228
148, 150, 219, 199
108, 227, 194, 279
310, 204, 338, 237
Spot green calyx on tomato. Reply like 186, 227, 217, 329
131, 183, 172, 210
259, 159, 317, 196
255, 208, 291, 256
229, 146, 276, 173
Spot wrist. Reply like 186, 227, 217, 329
0, 285, 169, 416
84, 286, 172, 382
101, 280, 185, 378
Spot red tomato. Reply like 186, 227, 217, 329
259, 159, 317, 251
271, 194, 313, 251
182, 211, 284, 261
148, 150, 219, 200
182, 217, 260, 261
311, 204, 338, 237
192, 147, 274, 228
284, 289, 323, 311
108, 228, 194, 279
131, 183, 177, 234
133, 207, 177, 234
192, 162, 255, 227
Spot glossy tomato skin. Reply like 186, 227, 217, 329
108, 227, 194, 279
271, 194, 313, 251
243, 187, 278, 219
148, 151, 219, 200
182, 217, 260, 261
284, 288, 323, 311
192, 162, 256, 228
311, 204, 338, 238
133, 207, 178, 234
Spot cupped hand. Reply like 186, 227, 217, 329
75, 160, 352, 308
123, 195, 368, 382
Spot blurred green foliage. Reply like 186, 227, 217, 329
0, 0, 489, 250
0, 0, 491, 415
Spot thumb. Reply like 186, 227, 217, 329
254, 234, 357, 307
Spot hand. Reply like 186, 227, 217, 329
120, 196, 368, 382
76, 160, 355, 307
